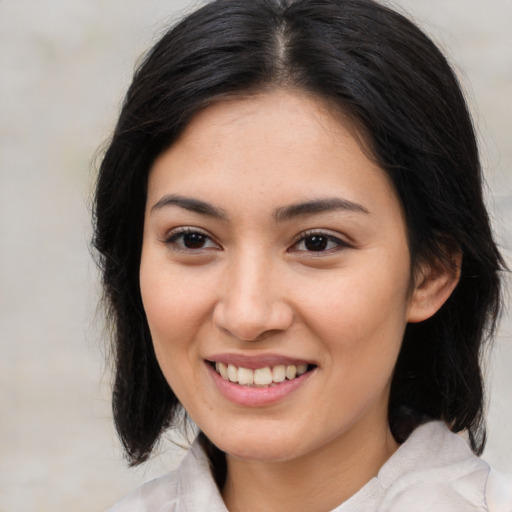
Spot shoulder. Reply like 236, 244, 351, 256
486, 468, 512, 512
105, 470, 181, 512
105, 439, 227, 512
376, 421, 512, 512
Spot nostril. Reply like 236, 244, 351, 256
212, 297, 294, 343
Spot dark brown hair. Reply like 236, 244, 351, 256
93, 0, 505, 466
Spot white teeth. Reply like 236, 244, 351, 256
214, 362, 311, 386
237, 367, 254, 385
272, 365, 286, 383
216, 361, 228, 379
254, 367, 273, 386
296, 364, 308, 376
227, 364, 238, 382
285, 365, 297, 380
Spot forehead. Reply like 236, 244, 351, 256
147, 89, 401, 221
172, 90, 367, 162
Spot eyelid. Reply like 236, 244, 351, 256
289, 229, 352, 253
164, 226, 221, 251
165, 226, 207, 241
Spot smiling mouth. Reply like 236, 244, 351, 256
209, 361, 316, 387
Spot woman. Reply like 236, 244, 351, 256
93, 0, 510, 510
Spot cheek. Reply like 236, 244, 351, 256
139, 267, 198, 401
140, 259, 209, 339
139, 263, 186, 375
296, 264, 410, 361
139, 258, 220, 403
307, 274, 408, 324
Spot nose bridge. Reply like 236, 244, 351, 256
214, 245, 291, 341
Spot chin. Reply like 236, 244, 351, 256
209, 428, 301, 462
223, 443, 298, 462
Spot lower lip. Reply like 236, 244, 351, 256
206, 363, 315, 407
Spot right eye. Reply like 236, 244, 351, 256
165, 228, 220, 251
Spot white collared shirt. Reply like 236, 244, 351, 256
107, 421, 512, 511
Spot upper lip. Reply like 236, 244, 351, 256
206, 353, 316, 369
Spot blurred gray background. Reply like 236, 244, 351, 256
0, 0, 510, 510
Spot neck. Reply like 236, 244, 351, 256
221, 421, 398, 512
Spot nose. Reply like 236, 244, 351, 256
212, 249, 294, 342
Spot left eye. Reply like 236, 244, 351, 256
166, 229, 219, 250
292, 233, 347, 252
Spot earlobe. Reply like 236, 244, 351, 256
407, 251, 462, 323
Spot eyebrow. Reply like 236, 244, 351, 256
274, 197, 370, 221
150, 194, 229, 220
150, 194, 369, 222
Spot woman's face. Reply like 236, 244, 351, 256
140, 90, 426, 462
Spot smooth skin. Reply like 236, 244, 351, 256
140, 90, 459, 512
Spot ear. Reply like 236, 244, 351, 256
407, 251, 462, 323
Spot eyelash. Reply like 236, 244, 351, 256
165, 227, 350, 254
290, 230, 350, 254
165, 227, 220, 251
